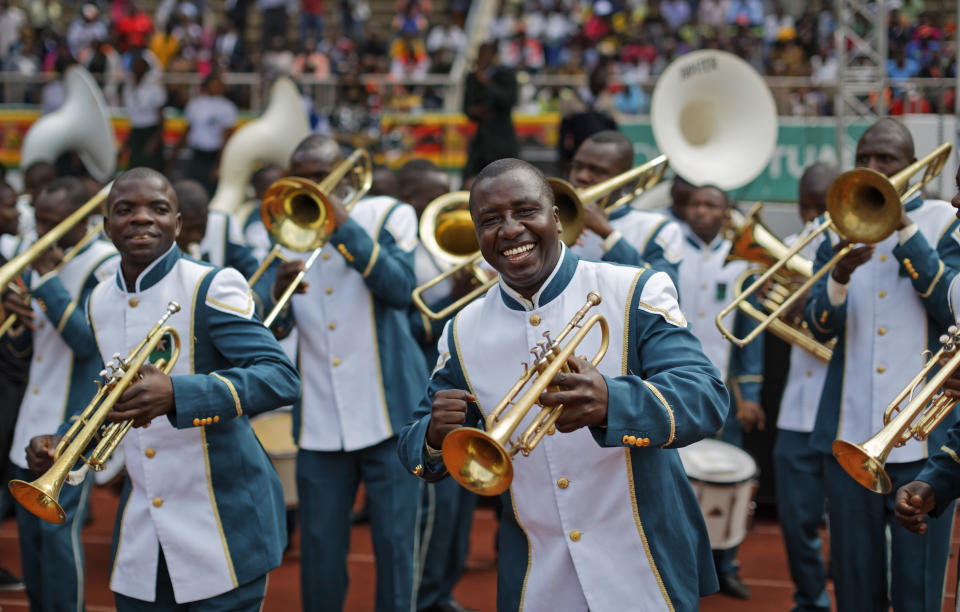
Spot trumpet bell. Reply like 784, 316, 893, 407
826, 168, 903, 244
547, 178, 586, 246
442, 427, 514, 496
9, 476, 67, 524
261, 177, 338, 252
831, 440, 891, 494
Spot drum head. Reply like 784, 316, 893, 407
677, 438, 757, 484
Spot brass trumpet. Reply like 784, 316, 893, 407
721, 205, 834, 362
442, 292, 609, 496
833, 325, 960, 494
0, 222, 105, 337
715, 142, 953, 351
412, 159, 669, 321
247, 148, 372, 327
8, 301, 181, 524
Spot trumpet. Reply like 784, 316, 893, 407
0, 222, 105, 337
0, 182, 112, 321
833, 325, 960, 494
8, 301, 182, 524
721, 205, 834, 362
442, 292, 609, 496
412, 160, 669, 321
247, 148, 372, 327
715, 142, 953, 351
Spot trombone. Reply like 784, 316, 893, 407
832, 325, 960, 494
247, 148, 372, 327
0, 222, 105, 337
715, 142, 953, 351
8, 301, 181, 524
0, 182, 112, 321
411, 157, 670, 321
442, 292, 609, 496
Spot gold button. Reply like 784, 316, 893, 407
878, 291, 886, 298
36, 355, 42, 362
879, 254, 887, 262
621, 435, 630, 444
557, 477, 569, 489
129, 298, 139, 307
806, 370, 813, 377
33, 387, 39, 394
877, 366, 886, 374
213, 416, 220, 423
325, 287, 333, 295
193, 418, 200, 426
698, 311, 705, 318
322, 253, 331, 260
329, 323, 336, 331
38, 321, 44, 329
333, 358, 341, 366
152, 497, 163, 508
145, 448, 155, 458
569, 530, 581, 542
529, 314, 541, 326
627, 435, 637, 445
878, 328, 886, 336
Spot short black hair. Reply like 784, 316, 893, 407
172, 179, 209, 218
690, 183, 730, 207
108, 167, 176, 212
42, 176, 88, 210
292, 134, 340, 159
251, 164, 282, 194
397, 158, 442, 185
799, 162, 839, 194
469, 158, 553, 211
861, 118, 915, 159
583, 130, 633, 172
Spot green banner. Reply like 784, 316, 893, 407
620, 121, 869, 202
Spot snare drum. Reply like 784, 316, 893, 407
251, 411, 298, 507
677, 438, 758, 550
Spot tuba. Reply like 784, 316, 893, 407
21, 65, 117, 183
9, 302, 181, 524
833, 325, 960, 494
715, 142, 953, 351
208, 77, 311, 216
248, 148, 372, 327
442, 292, 609, 495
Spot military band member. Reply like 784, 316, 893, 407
804, 118, 960, 612
677, 184, 764, 599
773, 163, 837, 612
27, 167, 300, 611
399, 159, 729, 611
241, 164, 284, 263
267, 136, 426, 611
568, 131, 683, 287
5, 176, 118, 611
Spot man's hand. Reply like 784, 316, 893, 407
3, 287, 34, 329
32, 245, 63, 276
106, 364, 175, 428
830, 239, 874, 285
894, 480, 936, 534
26, 435, 62, 475
737, 400, 765, 433
939, 357, 960, 400
540, 357, 608, 432
900, 208, 913, 230
327, 191, 351, 229
427, 389, 474, 449
271, 260, 309, 302
582, 201, 613, 239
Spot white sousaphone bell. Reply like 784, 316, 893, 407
209, 77, 311, 216
21, 65, 117, 183
651, 50, 778, 190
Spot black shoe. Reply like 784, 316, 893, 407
717, 573, 751, 599
419, 600, 480, 612
0, 567, 24, 592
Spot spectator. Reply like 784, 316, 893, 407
726, 0, 763, 26
292, 38, 331, 78
258, 0, 292, 45
426, 13, 465, 73
40, 54, 70, 115
65, 3, 106, 57
122, 50, 167, 171
176, 72, 237, 195
698, 0, 728, 28
462, 42, 517, 179
114, 2, 154, 52
662, 0, 692, 30
262, 34, 295, 82
301, 0, 325, 50
148, 19, 180, 69
340, 0, 369, 41
389, 27, 429, 78
888, 44, 920, 81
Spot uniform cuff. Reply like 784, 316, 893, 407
827, 275, 848, 306
602, 230, 623, 253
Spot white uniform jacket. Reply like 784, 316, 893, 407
805, 194, 960, 462
572, 206, 683, 288
9, 239, 117, 468
399, 247, 729, 611
266, 195, 428, 452
87, 246, 300, 603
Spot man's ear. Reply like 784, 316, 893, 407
553, 205, 561, 234
174, 212, 182, 239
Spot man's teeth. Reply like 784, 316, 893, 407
503, 244, 534, 256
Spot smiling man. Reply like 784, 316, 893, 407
26, 167, 300, 611
398, 159, 729, 611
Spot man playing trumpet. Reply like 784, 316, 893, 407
398, 159, 729, 611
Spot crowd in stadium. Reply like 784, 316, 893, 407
0, 0, 955, 118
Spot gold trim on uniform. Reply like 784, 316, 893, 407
362, 242, 380, 278
212, 372, 243, 417
643, 381, 675, 447
56, 301, 77, 334
200, 427, 239, 589
623, 450, 675, 611
919, 260, 945, 298
939, 444, 960, 466
206, 293, 254, 317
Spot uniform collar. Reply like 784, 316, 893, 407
498, 244, 578, 311
608, 205, 632, 222
115, 244, 180, 293
903, 191, 923, 213
685, 231, 726, 252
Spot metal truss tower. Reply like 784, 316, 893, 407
834, 0, 888, 164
